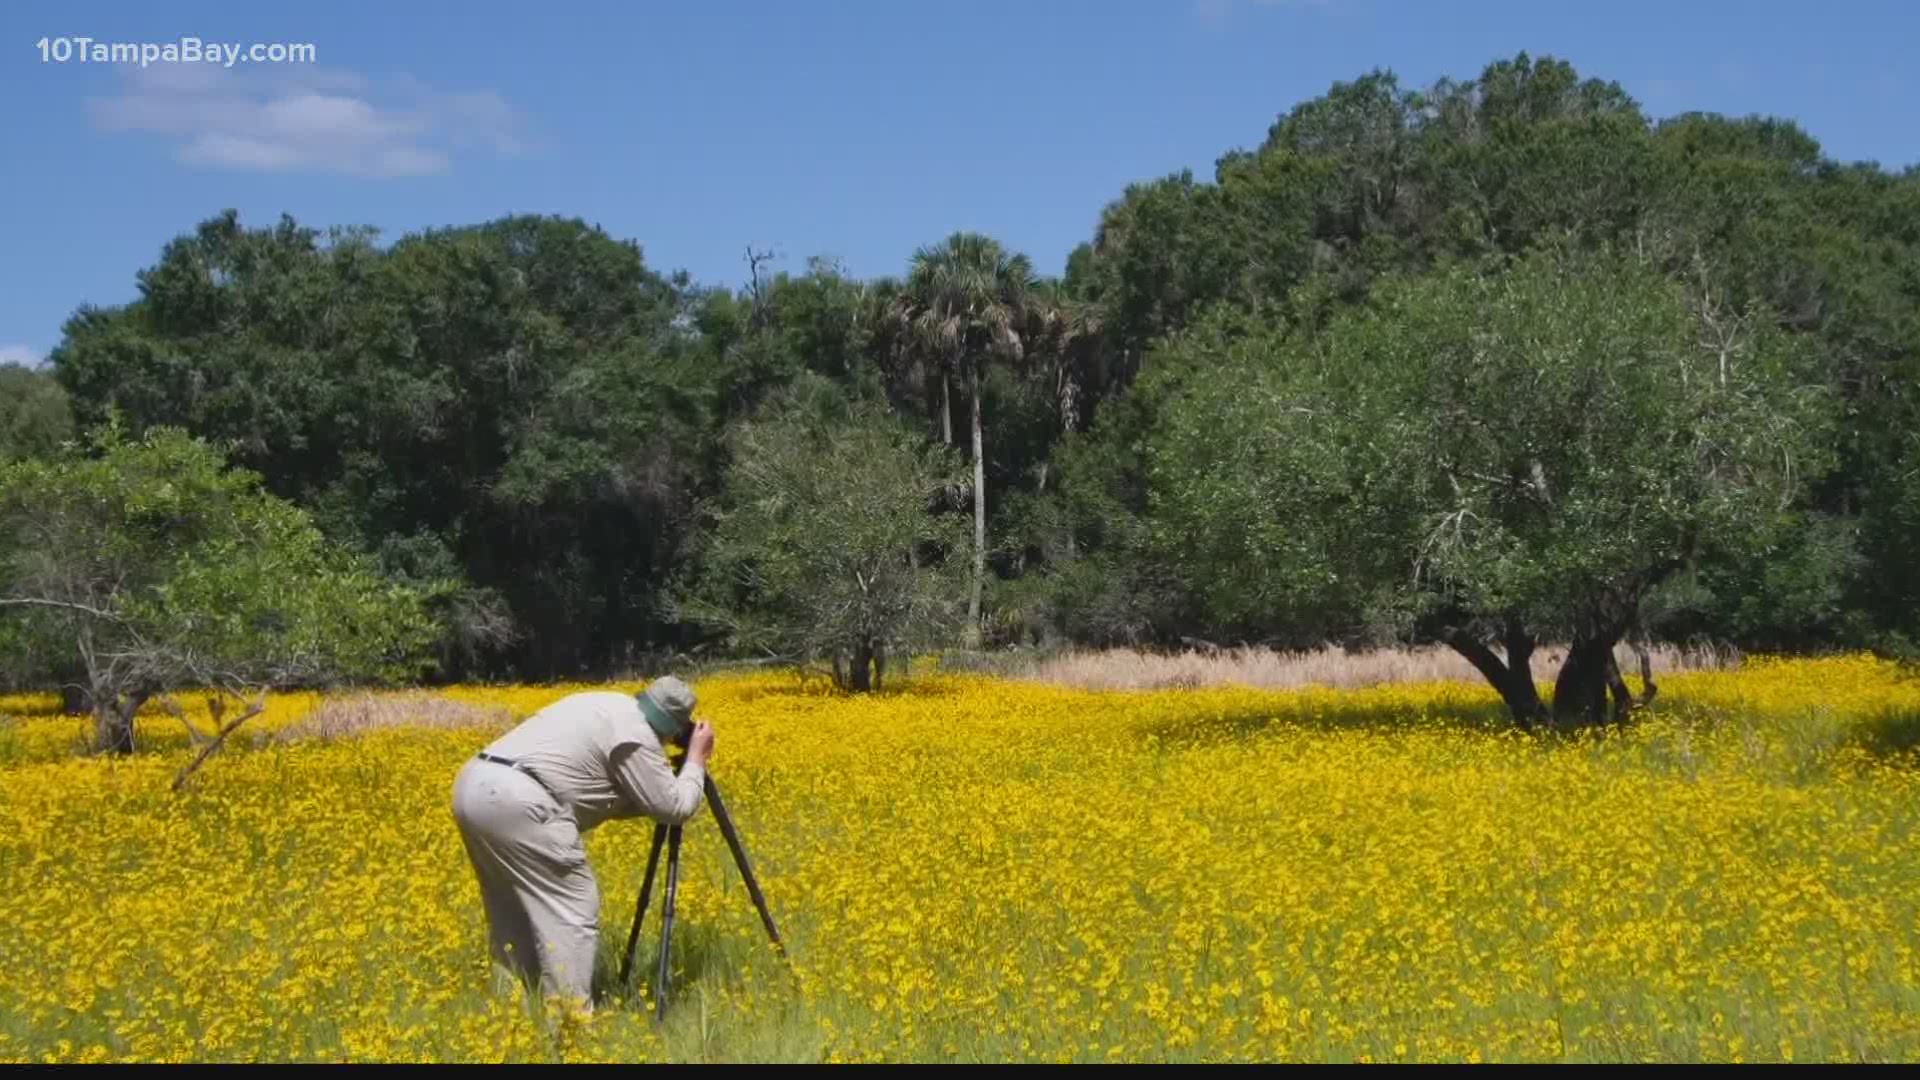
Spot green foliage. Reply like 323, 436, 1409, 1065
50, 211, 714, 678
0, 422, 440, 750
1147, 251, 1839, 649
0, 365, 74, 460
31, 50, 1920, 668
675, 381, 968, 688
1049, 51, 1919, 654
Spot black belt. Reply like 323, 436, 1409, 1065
475, 752, 560, 801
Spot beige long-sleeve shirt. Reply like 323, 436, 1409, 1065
480, 691, 704, 833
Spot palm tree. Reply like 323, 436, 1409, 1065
1026, 279, 1104, 438
897, 233, 1040, 647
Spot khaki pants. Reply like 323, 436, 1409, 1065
450, 757, 600, 1010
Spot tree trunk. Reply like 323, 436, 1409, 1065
941, 368, 954, 447
1502, 619, 1538, 686
1631, 637, 1658, 708
1498, 620, 1548, 723
1445, 625, 1546, 727
1594, 637, 1660, 724
1603, 651, 1634, 725
849, 639, 874, 692
965, 361, 986, 649
873, 641, 886, 693
93, 692, 143, 756
1550, 635, 1617, 729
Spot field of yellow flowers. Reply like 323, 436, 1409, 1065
2, 654, 1918, 1063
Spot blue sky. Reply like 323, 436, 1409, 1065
2, 0, 1914, 367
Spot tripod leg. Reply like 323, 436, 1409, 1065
619, 823, 668, 989
654, 824, 683, 1021
703, 775, 785, 954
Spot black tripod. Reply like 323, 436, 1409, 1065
617, 770, 785, 1021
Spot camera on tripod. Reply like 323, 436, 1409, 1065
620, 727, 787, 1021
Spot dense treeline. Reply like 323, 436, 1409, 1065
4, 53, 1916, 720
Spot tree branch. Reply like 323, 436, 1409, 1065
171, 695, 266, 793
0, 596, 127, 623
1443, 628, 1512, 688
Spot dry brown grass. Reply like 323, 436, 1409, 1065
1015, 642, 1740, 692
269, 692, 514, 744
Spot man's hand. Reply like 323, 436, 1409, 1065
686, 721, 715, 768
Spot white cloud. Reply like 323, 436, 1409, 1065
87, 64, 526, 178
0, 344, 46, 369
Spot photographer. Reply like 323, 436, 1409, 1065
449, 676, 714, 1012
